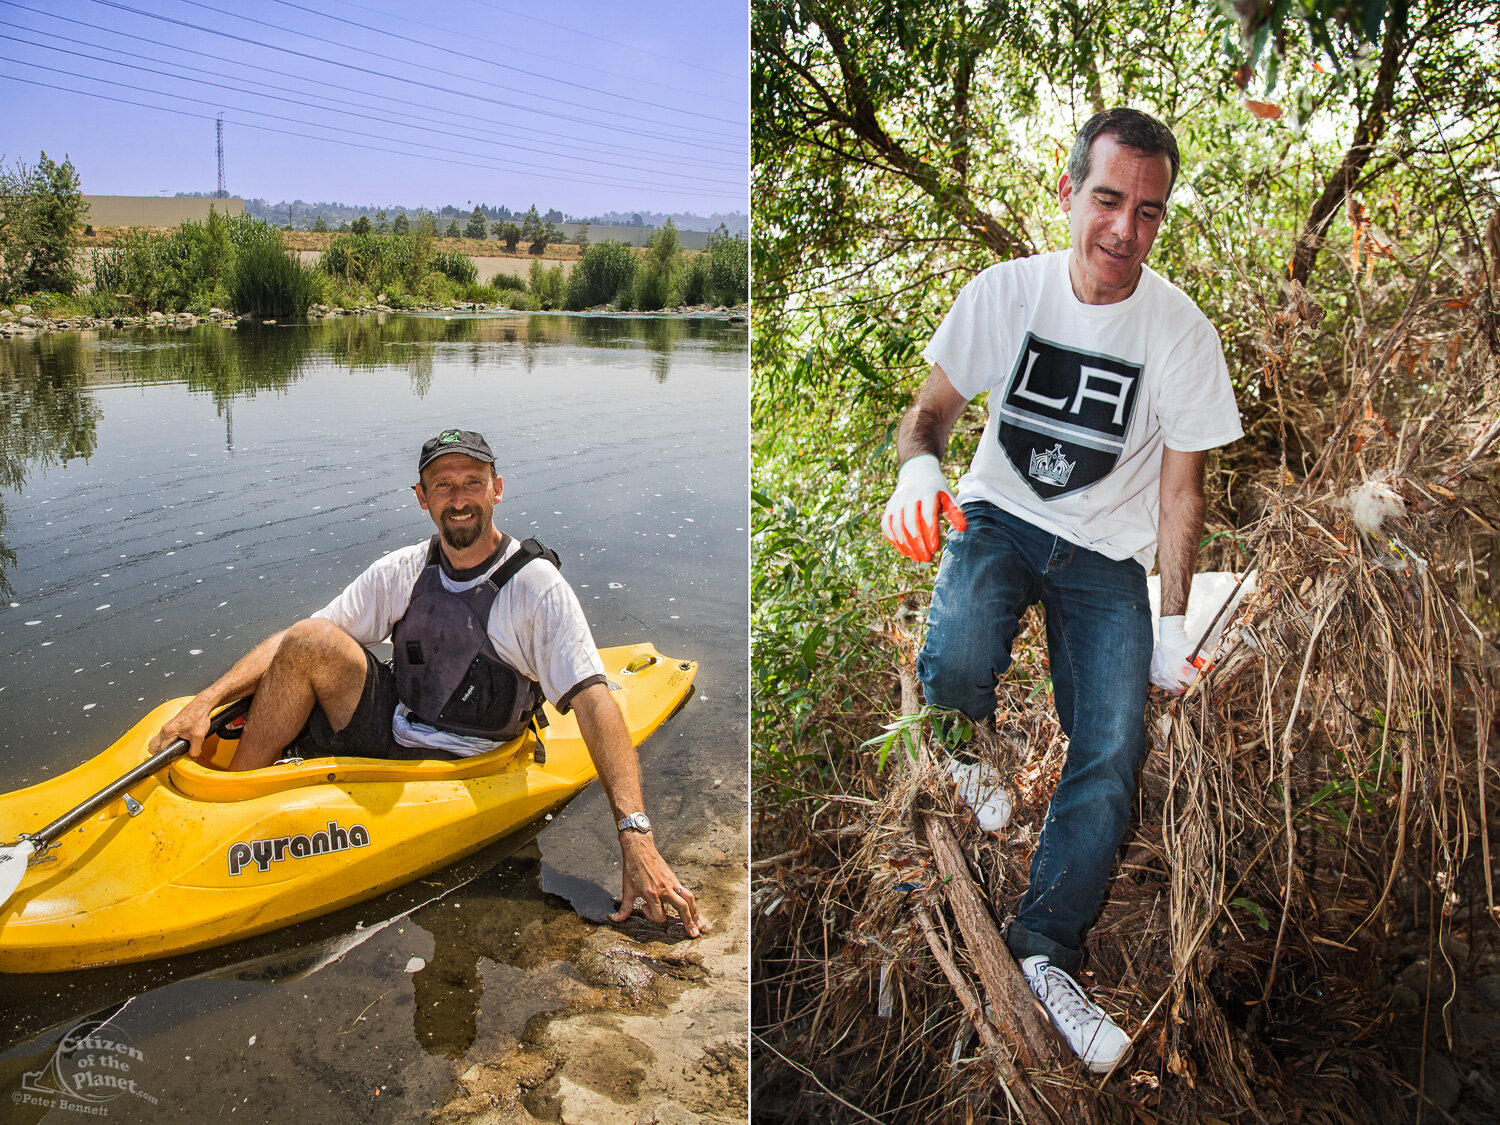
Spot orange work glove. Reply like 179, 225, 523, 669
882, 454, 967, 562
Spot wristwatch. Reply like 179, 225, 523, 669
617, 812, 652, 834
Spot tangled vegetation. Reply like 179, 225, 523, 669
752, 0, 1500, 1120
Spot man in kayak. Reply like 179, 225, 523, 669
881, 109, 1241, 1071
150, 428, 703, 938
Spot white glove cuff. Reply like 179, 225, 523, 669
1157, 615, 1187, 643
896, 453, 943, 486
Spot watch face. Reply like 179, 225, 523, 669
619, 813, 652, 832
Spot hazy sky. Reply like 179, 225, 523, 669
0, 0, 747, 218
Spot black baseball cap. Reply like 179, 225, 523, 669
417, 429, 495, 474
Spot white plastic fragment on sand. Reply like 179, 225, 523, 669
405, 956, 426, 973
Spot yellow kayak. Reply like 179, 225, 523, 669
0, 644, 695, 974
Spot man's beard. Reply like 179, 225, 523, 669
439, 508, 485, 549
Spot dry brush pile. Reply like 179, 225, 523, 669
753, 251, 1500, 1122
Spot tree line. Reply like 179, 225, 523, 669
0, 157, 747, 319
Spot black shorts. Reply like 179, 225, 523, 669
293, 648, 461, 761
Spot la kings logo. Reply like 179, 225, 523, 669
999, 333, 1142, 499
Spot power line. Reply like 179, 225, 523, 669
257, 0, 743, 128
467, 0, 741, 81
0, 1, 737, 173
0, 71, 745, 202
0, 56, 741, 194
81, 0, 742, 147
327, 0, 741, 109
0, 29, 740, 185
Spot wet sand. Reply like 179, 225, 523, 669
433, 813, 747, 1124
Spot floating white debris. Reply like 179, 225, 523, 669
94, 605, 110, 612
83, 703, 95, 711
189, 649, 204, 656
608, 582, 623, 589
248, 1035, 257, 1046
405, 956, 426, 973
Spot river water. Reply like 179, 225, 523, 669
0, 312, 747, 1120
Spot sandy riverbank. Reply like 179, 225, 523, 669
431, 813, 748, 1124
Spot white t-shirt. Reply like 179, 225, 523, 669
923, 250, 1243, 570
314, 535, 606, 756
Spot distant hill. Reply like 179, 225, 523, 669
175, 193, 747, 236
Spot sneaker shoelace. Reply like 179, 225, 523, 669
1035, 964, 1102, 1033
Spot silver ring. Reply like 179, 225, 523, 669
675, 885, 688, 895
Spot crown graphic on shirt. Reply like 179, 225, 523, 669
1029, 444, 1076, 487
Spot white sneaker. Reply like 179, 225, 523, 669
944, 757, 1013, 831
1020, 955, 1130, 1074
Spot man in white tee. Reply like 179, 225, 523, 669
151, 429, 702, 938
882, 109, 1241, 1071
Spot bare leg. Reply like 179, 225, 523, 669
228, 618, 369, 771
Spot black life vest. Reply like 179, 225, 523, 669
390, 535, 560, 741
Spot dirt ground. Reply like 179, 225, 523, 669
430, 813, 749, 1125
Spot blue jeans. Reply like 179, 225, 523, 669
918, 502, 1151, 974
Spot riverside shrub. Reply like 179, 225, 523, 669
682, 253, 711, 306
706, 233, 748, 306
563, 239, 637, 309
229, 224, 315, 318
431, 249, 478, 286
528, 261, 565, 309
88, 211, 274, 315
626, 219, 683, 311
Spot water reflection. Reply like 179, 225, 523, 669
0, 334, 103, 594
0, 313, 745, 591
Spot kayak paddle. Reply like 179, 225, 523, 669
0, 696, 252, 908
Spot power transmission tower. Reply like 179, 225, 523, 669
216, 114, 226, 199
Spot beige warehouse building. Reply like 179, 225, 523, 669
82, 196, 245, 227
